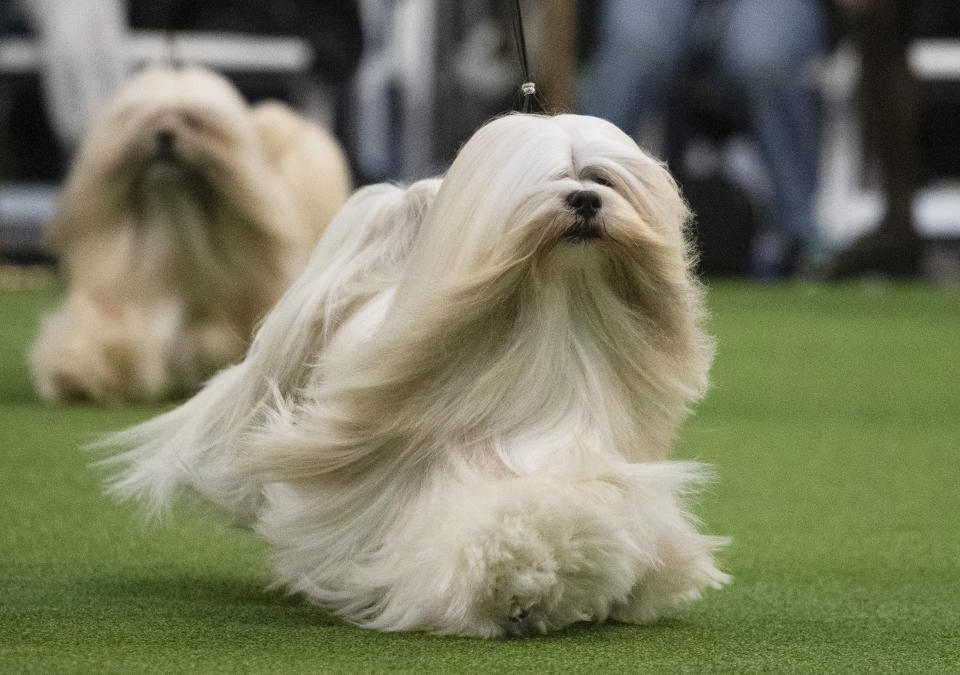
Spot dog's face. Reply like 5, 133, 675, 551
87, 67, 257, 189
401, 114, 695, 333
49, 66, 302, 331
411, 114, 690, 277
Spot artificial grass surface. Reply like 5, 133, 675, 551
2, 282, 959, 673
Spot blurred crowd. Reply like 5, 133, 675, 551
2, 0, 959, 281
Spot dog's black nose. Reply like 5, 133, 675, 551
566, 190, 602, 220
155, 129, 176, 151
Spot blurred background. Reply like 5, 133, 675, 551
1, 0, 959, 281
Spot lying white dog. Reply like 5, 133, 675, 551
31, 66, 351, 403
105, 113, 728, 636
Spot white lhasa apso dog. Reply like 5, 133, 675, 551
31, 66, 351, 403
105, 113, 728, 636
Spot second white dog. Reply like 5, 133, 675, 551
105, 113, 728, 636
31, 67, 351, 403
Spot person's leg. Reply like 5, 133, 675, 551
825, 0, 921, 279
715, 0, 827, 277
578, 0, 696, 137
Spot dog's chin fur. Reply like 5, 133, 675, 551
102, 113, 728, 636
30, 66, 352, 403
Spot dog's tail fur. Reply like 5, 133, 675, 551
97, 180, 441, 521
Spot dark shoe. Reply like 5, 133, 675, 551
748, 232, 802, 281
821, 224, 923, 280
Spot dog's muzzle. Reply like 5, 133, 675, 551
152, 129, 178, 162
564, 190, 603, 240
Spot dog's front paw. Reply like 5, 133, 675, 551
476, 518, 565, 635
610, 533, 730, 625
444, 484, 637, 636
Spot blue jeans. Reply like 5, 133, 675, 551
579, 0, 827, 256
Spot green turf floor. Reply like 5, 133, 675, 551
2, 282, 959, 673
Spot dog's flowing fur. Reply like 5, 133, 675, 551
31, 67, 351, 403
104, 114, 728, 636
